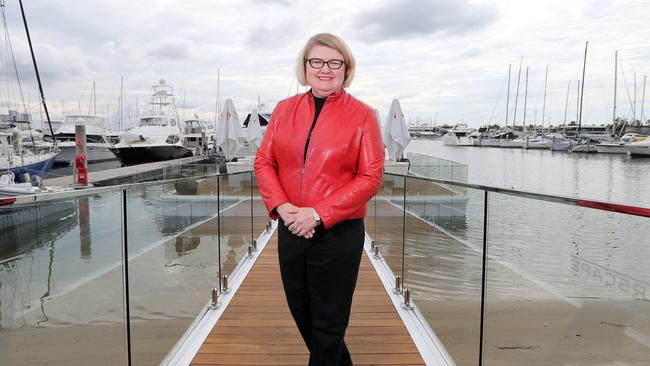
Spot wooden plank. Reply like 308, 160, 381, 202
191, 233, 425, 366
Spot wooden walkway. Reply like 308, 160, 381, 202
191, 234, 425, 365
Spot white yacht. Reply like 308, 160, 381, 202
182, 117, 215, 154
479, 127, 517, 147
549, 134, 571, 151
570, 137, 600, 153
525, 135, 553, 149
499, 138, 525, 148
596, 133, 646, 154
109, 79, 193, 166
442, 124, 476, 146
625, 137, 650, 156
50, 114, 116, 165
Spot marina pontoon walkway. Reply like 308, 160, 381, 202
191, 234, 425, 365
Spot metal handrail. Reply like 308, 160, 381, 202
0, 168, 255, 208
385, 172, 650, 218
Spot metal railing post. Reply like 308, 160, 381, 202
373, 245, 380, 259
393, 275, 402, 294
479, 190, 489, 366
217, 176, 222, 293
402, 288, 412, 310
121, 189, 133, 366
401, 175, 407, 285
222, 274, 230, 294
211, 288, 220, 309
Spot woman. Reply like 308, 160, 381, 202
254, 33, 385, 365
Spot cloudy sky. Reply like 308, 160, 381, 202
1, 0, 648, 130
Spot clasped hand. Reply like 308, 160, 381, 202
277, 203, 318, 239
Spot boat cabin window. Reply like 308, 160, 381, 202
140, 117, 175, 127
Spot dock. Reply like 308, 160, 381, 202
43, 155, 216, 187
191, 234, 426, 365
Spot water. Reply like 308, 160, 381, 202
0, 176, 264, 365
2, 141, 649, 364
407, 139, 650, 206
394, 139, 650, 364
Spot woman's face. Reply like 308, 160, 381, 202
305, 45, 345, 97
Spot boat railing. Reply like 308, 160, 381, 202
2, 163, 649, 365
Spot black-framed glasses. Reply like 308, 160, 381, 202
306, 58, 345, 70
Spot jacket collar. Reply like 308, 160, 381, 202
308, 88, 346, 102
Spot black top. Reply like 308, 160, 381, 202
304, 93, 326, 161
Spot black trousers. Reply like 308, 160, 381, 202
278, 218, 365, 366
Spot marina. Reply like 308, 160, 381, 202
1, 146, 649, 365
0, 0, 649, 364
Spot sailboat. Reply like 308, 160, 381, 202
0, 2, 58, 182
597, 51, 628, 154
570, 42, 598, 153
527, 65, 554, 149
500, 59, 524, 148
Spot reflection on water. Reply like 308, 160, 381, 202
370, 166, 650, 365
0, 177, 263, 365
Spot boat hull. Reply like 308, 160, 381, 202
595, 143, 627, 154
109, 145, 193, 166
499, 140, 524, 148
625, 145, 650, 156
442, 135, 473, 146
55, 143, 117, 165
5, 151, 59, 183
570, 144, 598, 153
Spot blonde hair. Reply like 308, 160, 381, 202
295, 33, 356, 88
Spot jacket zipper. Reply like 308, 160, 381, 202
299, 97, 326, 204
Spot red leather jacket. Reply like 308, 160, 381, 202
254, 89, 385, 229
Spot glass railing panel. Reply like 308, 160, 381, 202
402, 176, 485, 366
126, 178, 219, 366
371, 173, 407, 280
451, 163, 468, 183
484, 194, 650, 365
0, 192, 126, 365
251, 172, 269, 240
218, 172, 254, 277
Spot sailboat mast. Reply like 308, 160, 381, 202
512, 57, 523, 128
613, 51, 618, 128
563, 80, 571, 125
18, 0, 55, 141
576, 80, 580, 129
542, 65, 549, 134
578, 41, 588, 137
523, 66, 529, 134
633, 73, 637, 124
120, 75, 124, 131
641, 75, 647, 125
505, 64, 511, 127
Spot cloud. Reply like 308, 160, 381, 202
145, 38, 194, 61
353, 0, 498, 42
246, 22, 297, 48
251, 0, 291, 5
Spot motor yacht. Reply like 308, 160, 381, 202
50, 114, 116, 165
109, 79, 193, 166
442, 124, 476, 146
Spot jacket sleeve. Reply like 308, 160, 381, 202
254, 103, 289, 219
313, 108, 385, 228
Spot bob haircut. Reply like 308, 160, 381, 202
296, 33, 356, 88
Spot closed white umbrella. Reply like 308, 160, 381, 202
245, 109, 263, 153
215, 98, 243, 160
382, 99, 411, 161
